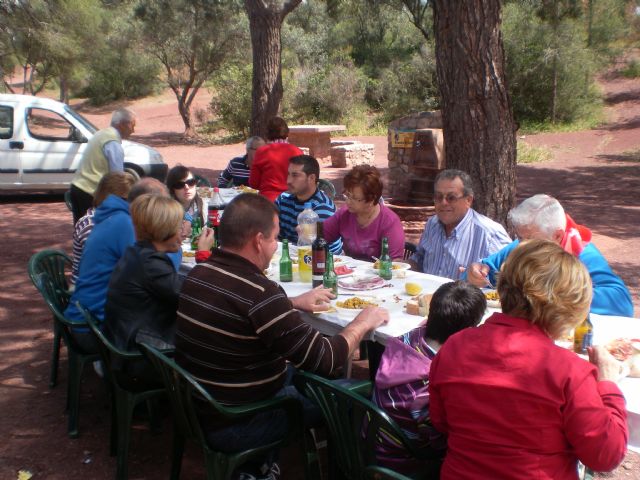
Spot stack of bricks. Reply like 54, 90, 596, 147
387, 111, 445, 204
330, 141, 375, 168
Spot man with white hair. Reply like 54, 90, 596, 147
69, 108, 137, 224
218, 136, 265, 188
466, 194, 634, 317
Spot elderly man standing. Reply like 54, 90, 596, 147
218, 136, 266, 188
275, 154, 342, 254
409, 169, 511, 280
69, 108, 137, 224
466, 194, 634, 317
175, 193, 388, 478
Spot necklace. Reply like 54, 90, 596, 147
356, 204, 380, 228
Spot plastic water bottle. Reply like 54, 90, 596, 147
297, 203, 318, 283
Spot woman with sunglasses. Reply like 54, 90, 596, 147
323, 165, 405, 261
166, 165, 204, 226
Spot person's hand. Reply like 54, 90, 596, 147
291, 286, 336, 312
354, 306, 389, 330
180, 220, 192, 242
466, 263, 492, 287
588, 345, 625, 382
197, 227, 215, 252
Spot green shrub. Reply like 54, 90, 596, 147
208, 63, 252, 137
621, 59, 640, 78
286, 56, 368, 124
503, 2, 602, 125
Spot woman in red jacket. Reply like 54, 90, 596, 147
429, 239, 628, 479
249, 117, 303, 202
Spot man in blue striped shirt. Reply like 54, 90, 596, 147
410, 169, 511, 280
217, 136, 265, 187
275, 155, 343, 253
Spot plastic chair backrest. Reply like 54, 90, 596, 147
194, 174, 212, 188
76, 302, 143, 373
403, 242, 417, 261
363, 465, 414, 480
64, 190, 73, 212
318, 178, 336, 200
294, 371, 441, 479
28, 249, 72, 308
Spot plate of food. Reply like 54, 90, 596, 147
334, 295, 379, 314
338, 275, 388, 291
405, 293, 433, 317
334, 264, 354, 277
483, 289, 501, 309
606, 338, 640, 378
372, 261, 411, 271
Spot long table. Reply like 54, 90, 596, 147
181, 252, 640, 452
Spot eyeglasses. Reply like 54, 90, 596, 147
434, 193, 466, 204
341, 192, 367, 203
173, 178, 197, 190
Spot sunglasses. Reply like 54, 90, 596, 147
173, 178, 197, 190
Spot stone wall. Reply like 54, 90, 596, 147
388, 111, 445, 204
330, 141, 375, 168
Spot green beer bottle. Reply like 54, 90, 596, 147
323, 251, 338, 295
279, 239, 293, 282
190, 216, 202, 250
379, 237, 392, 280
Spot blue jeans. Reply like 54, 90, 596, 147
202, 365, 322, 454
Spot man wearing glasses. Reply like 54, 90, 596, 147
409, 169, 511, 280
218, 136, 265, 188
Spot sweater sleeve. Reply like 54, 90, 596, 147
563, 372, 628, 472
249, 286, 349, 376
426, 351, 448, 435
248, 151, 264, 190
580, 244, 634, 317
322, 207, 342, 244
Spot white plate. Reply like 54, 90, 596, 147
372, 261, 411, 271
334, 295, 380, 314
338, 275, 388, 291
483, 289, 501, 309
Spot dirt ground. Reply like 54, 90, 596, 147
1, 59, 639, 478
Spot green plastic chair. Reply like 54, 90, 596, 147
194, 174, 212, 188
318, 178, 336, 200
64, 190, 73, 212
28, 249, 72, 388
77, 302, 167, 480
294, 371, 442, 480
29, 270, 99, 438
139, 343, 319, 480
363, 465, 414, 480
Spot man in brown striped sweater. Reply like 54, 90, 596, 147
175, 193, 388, 477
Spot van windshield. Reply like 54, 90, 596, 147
64, 105, 97, 134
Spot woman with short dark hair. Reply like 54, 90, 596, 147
323, 165, 404, 261
429, 239, 628, 479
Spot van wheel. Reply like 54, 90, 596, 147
124, 166, 142, 181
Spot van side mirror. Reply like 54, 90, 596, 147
71, 128, 87, 143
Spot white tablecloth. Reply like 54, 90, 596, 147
181, 252, 640, 450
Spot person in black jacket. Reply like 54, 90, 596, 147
104, 194, 213, 365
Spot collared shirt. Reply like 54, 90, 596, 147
411, 208, 511, 280
218, 155, 250, 187
275, 189, 343, 254
103, 129, 124, 172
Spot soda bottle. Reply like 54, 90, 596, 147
323, 251, 338, 295
573, 316, 593, 354
190, 216, 202, 250
209, 187, 224, 247
379, 237, 392, 280
312, 222, 327, 288
280, 239, 293, 282
297, 202, 318, 283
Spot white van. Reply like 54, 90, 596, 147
0, 94, 167, 192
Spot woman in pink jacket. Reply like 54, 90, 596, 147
429, 239, 628, 479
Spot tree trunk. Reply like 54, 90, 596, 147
59, 74, 69, 104
245, 0, 301, 138
433, 0, 517, 225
